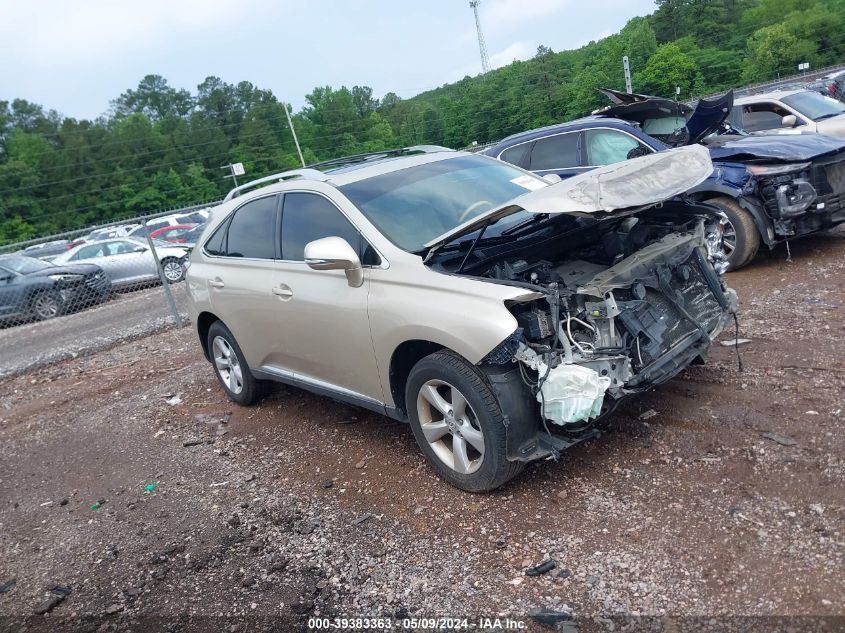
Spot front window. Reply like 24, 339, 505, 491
782, 91, 845, 121
0, 256, 52, 274
338, 155, 545, 251
584, 129, 651, 166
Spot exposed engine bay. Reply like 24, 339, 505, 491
430, 205, 737, 436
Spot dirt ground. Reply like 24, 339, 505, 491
1, 230, 844, 632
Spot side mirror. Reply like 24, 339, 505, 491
134, 246, 148, 253
542, 173, 562, 184
782, 114, 798, 128
304, 236, 364, 287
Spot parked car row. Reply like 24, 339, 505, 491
0, 254, 110, 323
16, 209, 210, 262
1, 236, 191, 326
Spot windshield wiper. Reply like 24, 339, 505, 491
814, 112, 843, 121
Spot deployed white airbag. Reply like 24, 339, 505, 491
538, 364, 612, 425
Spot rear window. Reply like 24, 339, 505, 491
210, 195, 278, 259
528, 133, 579, 171
499, 143, 532, 168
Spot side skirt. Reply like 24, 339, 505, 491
251, 365, 406, 422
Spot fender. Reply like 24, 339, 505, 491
687, 161, 776, 248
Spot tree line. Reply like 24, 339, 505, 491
2, 0, 844, 243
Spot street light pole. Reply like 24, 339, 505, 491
284, 103, 306, 168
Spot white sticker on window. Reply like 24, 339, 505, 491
510, 175, 547, 191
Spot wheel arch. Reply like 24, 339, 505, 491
388, 339, 449, 418
196, 311, 221, 361
693, 190, 775, 248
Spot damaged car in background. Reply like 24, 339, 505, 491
487, 88, 845, 271
187, 146, 735, 492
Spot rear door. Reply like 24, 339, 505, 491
203, 194, 287, 369
525, 130, 585, 179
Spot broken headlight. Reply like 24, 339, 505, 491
774, 179, 817, 217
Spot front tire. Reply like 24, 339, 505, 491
705, 197, 761, 271
207, 321, 264, 405
31, 290, 62, 321
405, 350, 523, 492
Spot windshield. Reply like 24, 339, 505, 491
0, 256, 53, 274
782, 91, 845, 121
338, 155, 546, 251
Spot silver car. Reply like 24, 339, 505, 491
733, 89, 845, 137
53, 237, 188, 288
186, 146, 736, 492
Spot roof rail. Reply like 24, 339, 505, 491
223, 169, 330, 201
307, 145, 451, 172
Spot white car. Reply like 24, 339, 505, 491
52, 237, 189, 288
732, 90, 845, 138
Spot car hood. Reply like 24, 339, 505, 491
424, 144, 713, 250
703, 132, 845, 161
596, 88, 734, 146
23, 263, 102, 278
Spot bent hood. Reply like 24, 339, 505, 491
596, 89, 733, 146
424, 144, 713, 249
703, 132, 845, 162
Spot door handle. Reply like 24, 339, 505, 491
272, 285, 293, 298
209, 279, 225, 288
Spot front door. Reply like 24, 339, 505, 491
269, 191, 382, 402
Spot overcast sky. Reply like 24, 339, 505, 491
1, 0, 656, 120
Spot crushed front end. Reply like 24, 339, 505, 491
472, 214, 736, 461
747, 155, 845, 239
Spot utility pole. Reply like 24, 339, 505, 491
469, 1, 491, 75
622, 56, 632, 94
284, 103, 306, 168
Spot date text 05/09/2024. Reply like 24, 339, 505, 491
307, 616, 528, 630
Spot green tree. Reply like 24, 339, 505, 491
634, 42, 699, 97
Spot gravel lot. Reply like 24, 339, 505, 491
1, 231, 844, 632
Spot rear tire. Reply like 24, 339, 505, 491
207, 321, 264, 405
705, 197, 761, 271
161, 257, 185, 283
405, 350, 524, 492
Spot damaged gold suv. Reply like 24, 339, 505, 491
186, 145, 737, 492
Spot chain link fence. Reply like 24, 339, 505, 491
0, 209, 217, 378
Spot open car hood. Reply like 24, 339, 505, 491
596, 89, 734, 146
424, 144, 713, 250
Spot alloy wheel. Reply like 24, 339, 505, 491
163, 260, 184, 282
713, 212, 737, 260
416, 379, 485, 474
33, 293, 60, 320
212, 336, 243, 394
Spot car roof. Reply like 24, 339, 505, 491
221, 148, 480, 203
486, 117, 634, 153
735, 89, 806, 104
